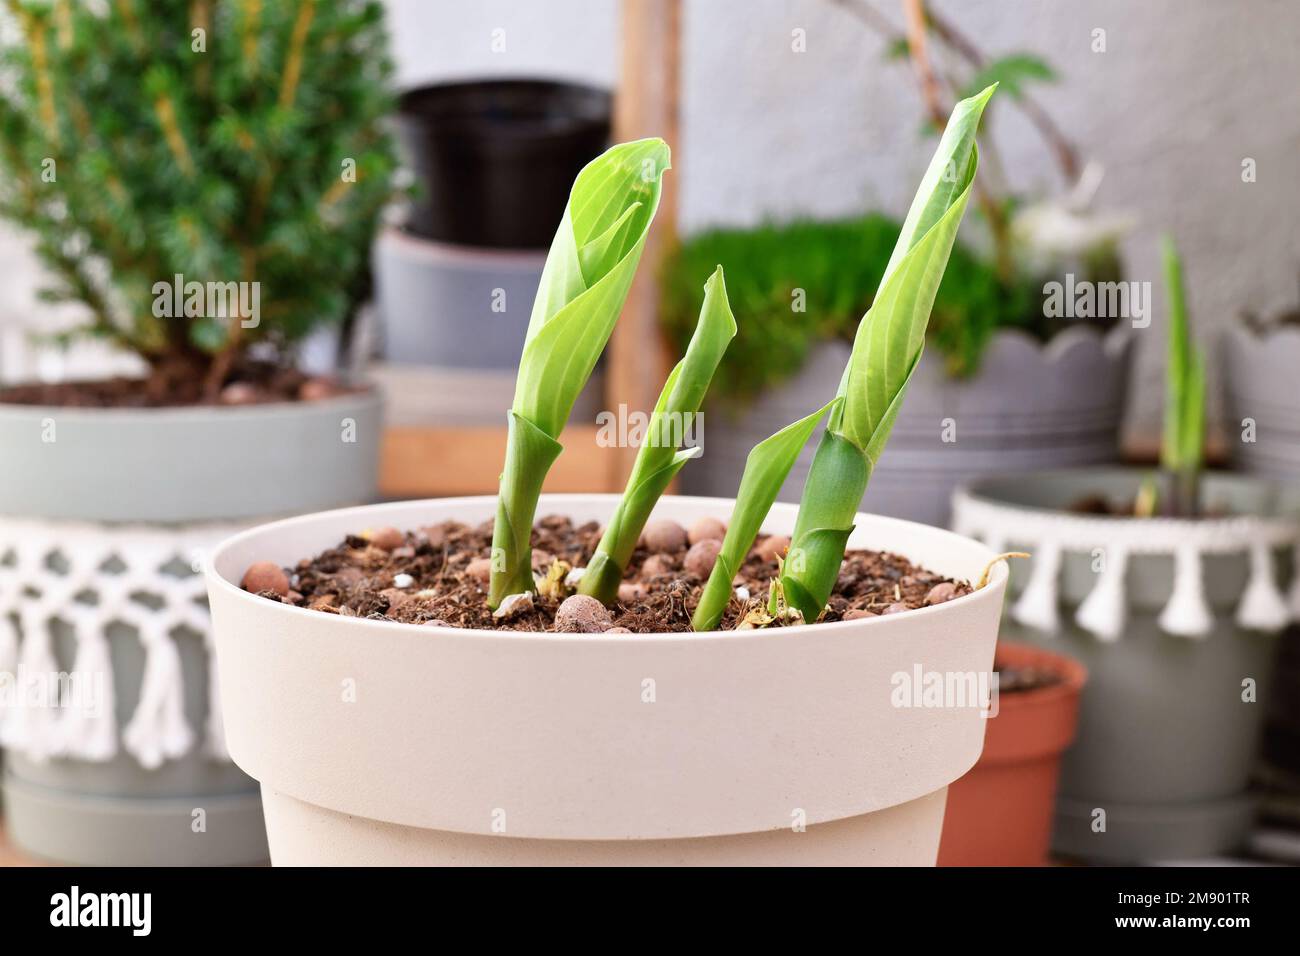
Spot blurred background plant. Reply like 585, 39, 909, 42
0, 0, 400, 401
665, 0, 1132, 402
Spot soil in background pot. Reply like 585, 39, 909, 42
0, 362, 357, 409
239, 515, 974, 633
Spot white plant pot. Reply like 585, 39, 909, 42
206, 495, 1009, 866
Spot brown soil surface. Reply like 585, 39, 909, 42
0, 362, 356, 408
993, 660, 1062, 694
245, 514, 975, 634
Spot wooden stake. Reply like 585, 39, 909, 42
609, 0, 682, 487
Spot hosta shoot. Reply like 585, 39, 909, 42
691, 398, 841, 632
1159, 235, 1205, 517
777, 85, 996, 624
579, 267, 736, 604
489, 139, 671, 608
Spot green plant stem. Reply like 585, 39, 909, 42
778, 86, 994, 623
580, 266, 735, 605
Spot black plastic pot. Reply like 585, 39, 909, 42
396, 79, 612, 249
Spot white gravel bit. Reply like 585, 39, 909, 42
564, 566, 587, 587
492, 591, 535, 621
392, 573, 415, 589
734, 586, 750, 602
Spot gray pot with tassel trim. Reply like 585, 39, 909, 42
954, 468, 1300, 863
0, 391, 381, 864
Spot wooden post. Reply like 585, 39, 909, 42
608, 0, 682, 485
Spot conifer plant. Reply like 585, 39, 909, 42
0, 0, 399, 400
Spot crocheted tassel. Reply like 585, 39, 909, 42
1158, 543, 1213, 638
0, 612, 17, 706
1012, 539, 1062, 634
203, 629, 229, 761
58, 616, 118, 761
123, 621, 194, 769
1075, 544, 1128, 642
1, 612, 66, 762
1237, 542, 1291, 632
1289, 542, 1300, 623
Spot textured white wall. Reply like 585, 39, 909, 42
2, 0, 1297, 441
678, 0, 1300, 440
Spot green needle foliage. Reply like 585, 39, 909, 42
691, 398, 840, 632
778, 85, 996, 624
489, 138, 671, 609
0, 0, 399, 396
1159, 235, 1206, 516
579, 266, 736, 605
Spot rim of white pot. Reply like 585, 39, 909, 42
208, 494, 1006, 641
205, 494, 1009, 840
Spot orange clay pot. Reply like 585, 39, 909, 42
938, 642, 1086, 866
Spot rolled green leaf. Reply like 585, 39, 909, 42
581, 266, 737, 604
1159, 235, 1205, 515
779, 85, 996, 623
691, 398, 841, 632
489, 138, 671, 608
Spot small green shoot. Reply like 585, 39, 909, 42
1159, 235, 1206, 517
690, 398, 841, 632
579, 266, 736, 604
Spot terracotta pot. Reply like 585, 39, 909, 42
937, 641, 1086, 866
206, 494, 1010, 866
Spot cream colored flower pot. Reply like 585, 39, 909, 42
206, 495, 1009, 866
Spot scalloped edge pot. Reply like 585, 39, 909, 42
206, 495, 1009, 865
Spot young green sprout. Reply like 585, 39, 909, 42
579, 266, 736, 605
489, 139, 671, 609
691, 398, 841, 632
777, 85, 996, 624
1159, 235, 1206, 517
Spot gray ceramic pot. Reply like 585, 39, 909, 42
0, 391, 381, 523
0, 390, 382, 864
374, 228, 547, 370
1223, 322, 1300, 825
1223, 324, 1300, 480
683, 327, 1133, 527
954, 468, 1300, 863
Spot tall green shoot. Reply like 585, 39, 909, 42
1160, 235, 1205, 517
777, 86, 996, 623
489, 139, 671, 608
